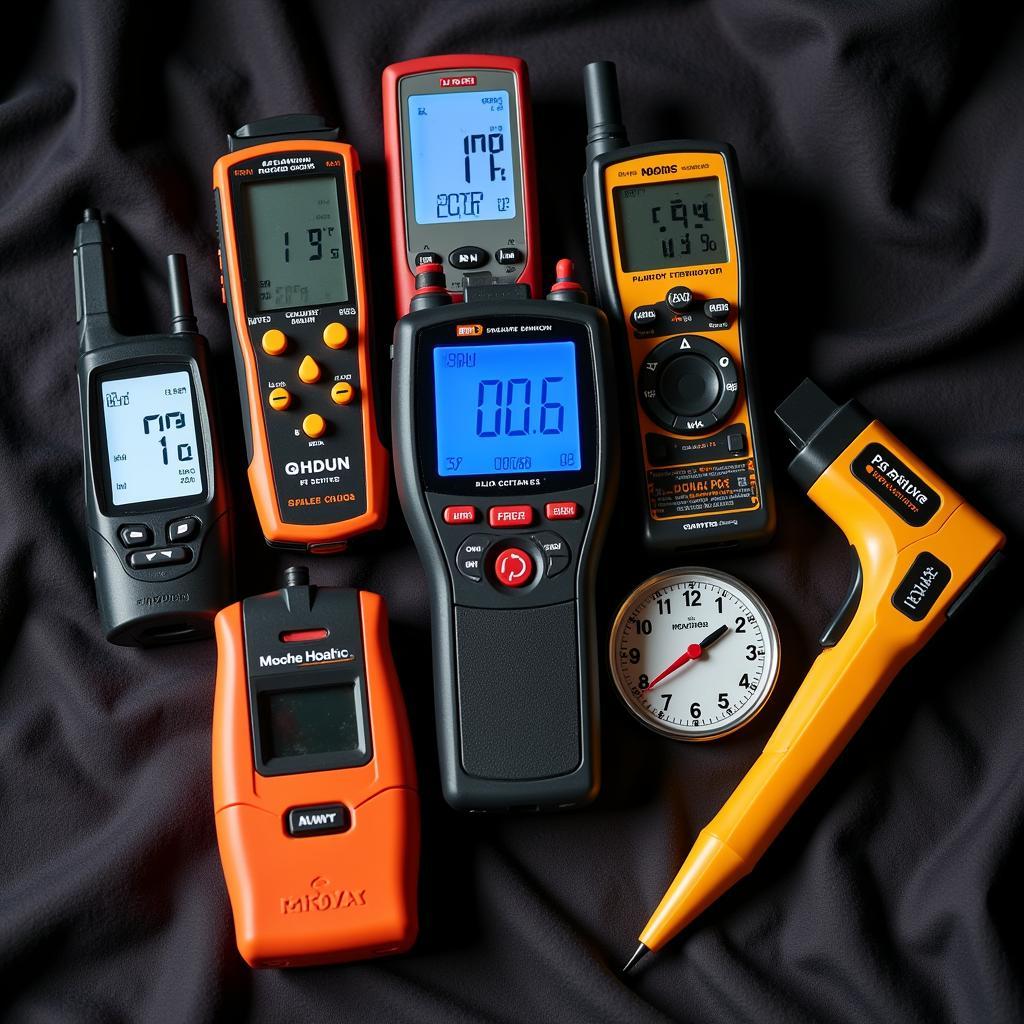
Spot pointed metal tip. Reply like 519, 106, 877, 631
621, 943, 650, 975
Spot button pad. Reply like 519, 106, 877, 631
666, 286, 694, 311
544, 501, 580, 521
118, 524, 151, 547
128, 546, 190, 568
415, 250, 442, 267
488, 505, 534, 528
167, 517, 200, 542
456, 535, 491, 581
531, 531, 570, 577
286, 803, 350, 837
449, 245, 489, 270
444, 505, 479, 525
494, 546, 534, 588
630, 305, 659, 331
495, 247, 523, 265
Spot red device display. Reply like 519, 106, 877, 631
382, 54, 541, 316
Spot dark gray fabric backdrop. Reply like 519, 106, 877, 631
1, 2, 1022, 1021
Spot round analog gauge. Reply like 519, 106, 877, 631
609, 568, 781, 741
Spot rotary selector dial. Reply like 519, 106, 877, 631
638, 334, 739, 435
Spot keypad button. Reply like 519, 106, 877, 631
298, 355, 322, 384
118, 524, 151, 547
268, 387, 292, 411
330, 381, 355, 405
261, 329, 287, 356
448, 245, 489, 270
302, 413, 327, 438
531, 531, 571, 577
494, 546, 534, 588
443, 505, 479, 525
128, 546, 190, 568
415, 251, 442, 266
322, 322, 349, 349
456, 535, 493, 581
286, 803, 350, 837
544, 501, 580, 521
488, 505, 534, 528
167, 517, 200, 542
666, 287, 694, 312
630, 305, 659, 331
703, 298, 731, 321
495, 247, 523, 265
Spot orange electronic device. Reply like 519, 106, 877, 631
624, 379, 1005, 973
582, 62, 774, 551
213, 115, 388, 553
212, 567, 418, 968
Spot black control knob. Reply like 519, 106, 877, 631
666, 286, 694, 312
637, 335, 741, 436
409, 261, 452, 312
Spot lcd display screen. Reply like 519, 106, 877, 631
242, 176, 349, 311
433, 341, 581, 476
260, 683, 360, 759
614, 177, 729, 271
407, 90, 517, 225
100, 370, 203, 507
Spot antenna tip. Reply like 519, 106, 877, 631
82, 208, 101, 222
622, 943, 650, 975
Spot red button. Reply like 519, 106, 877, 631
488, 505, 534, 528
494, 547, 534, 588
545, 501, 580, 521
443, 505, 478, 525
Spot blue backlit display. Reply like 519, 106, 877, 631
433, 342, 581, 477
408, 90, 517, 225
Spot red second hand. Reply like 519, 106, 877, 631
647, 643, 703, 691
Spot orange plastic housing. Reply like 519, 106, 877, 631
213, 141, 388, 550
212, 591, 418, 968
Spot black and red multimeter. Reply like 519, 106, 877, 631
382, 55, 541, 315
582, 62, 774, 551
213, 115, 388, 553
392, 262, 617, 811
213, 567, 418, 968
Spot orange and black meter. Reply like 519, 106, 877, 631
582, 63, 774, 551
213, 115, 388, 554
212, 566, 419, 968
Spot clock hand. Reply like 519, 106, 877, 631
646, 624, 729, 692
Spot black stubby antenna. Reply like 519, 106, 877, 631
584, 61, 629, 162
167, 253, 199, 334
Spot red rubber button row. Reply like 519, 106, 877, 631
494, 546, 534, 588
544, 501, 580, 521
488, 505, 534, 528
443, 505, 479, 524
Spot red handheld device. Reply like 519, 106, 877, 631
383, 54, 541, 315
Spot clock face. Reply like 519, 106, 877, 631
609, 568, 781, 741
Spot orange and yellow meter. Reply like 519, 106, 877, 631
212, 567, 418, 968
213, 115, 388, 554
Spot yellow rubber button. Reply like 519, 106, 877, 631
298, 355, 322, 384
261, 329, 287, 356
268, 387, 292, 411
323, 321, 349, 349
331, 381, 355, 405
302, 413, 327, 439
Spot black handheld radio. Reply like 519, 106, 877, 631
582, 62, 774, 551
392, 260, 617, 811
74, 210, 232, 645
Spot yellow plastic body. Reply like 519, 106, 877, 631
640, 419, 1005, 951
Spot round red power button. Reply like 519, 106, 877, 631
494, 547, 534, 588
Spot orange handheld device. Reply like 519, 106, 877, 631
383, 55, 541, 316
582, 61, 774, 551
624, 379, 1005, 973
213, 115, 388, 553
212, 567, 418, 968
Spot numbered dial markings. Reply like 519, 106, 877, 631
609, 568, 780, 740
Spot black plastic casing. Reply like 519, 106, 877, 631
584, 139, 775, 551
392, 299, 617, 811
74, 223, 232, 646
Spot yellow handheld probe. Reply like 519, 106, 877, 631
625, 378, 1005, 972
